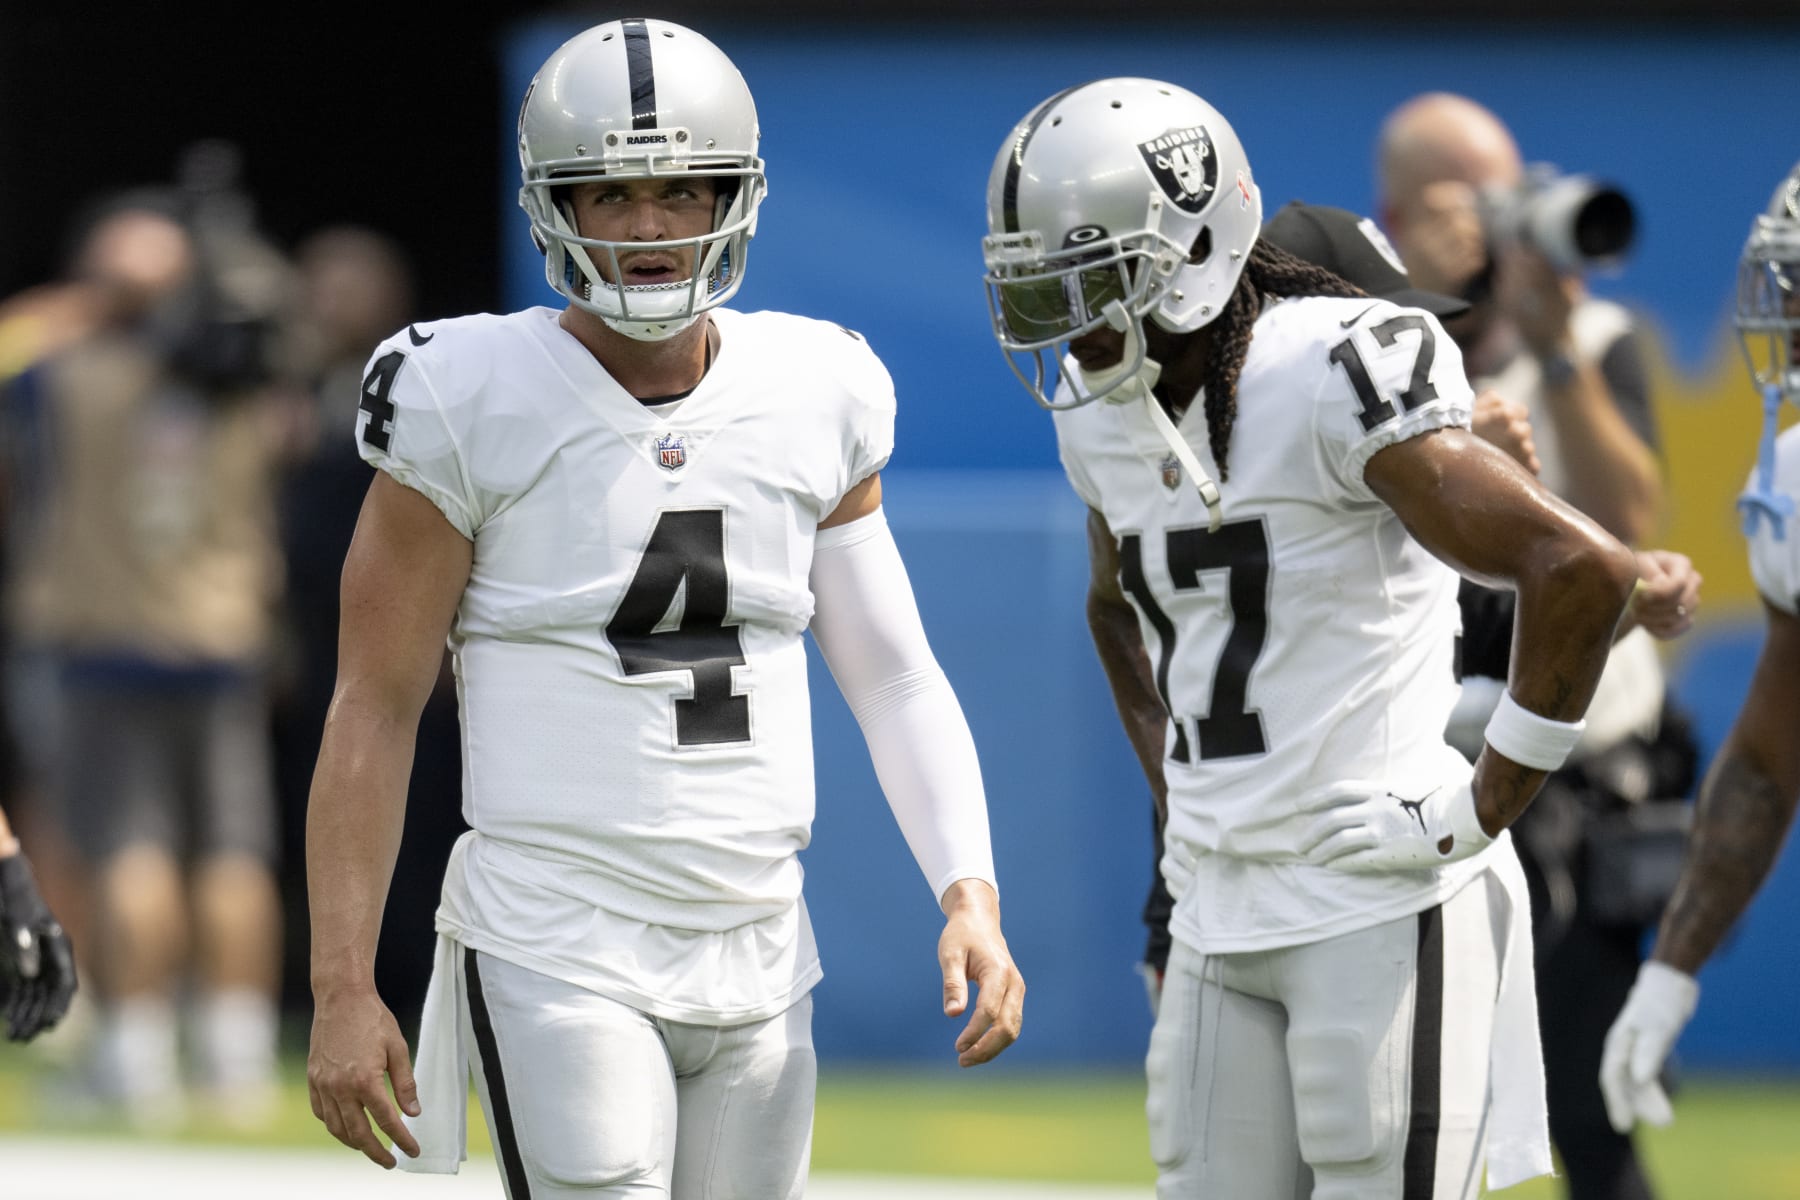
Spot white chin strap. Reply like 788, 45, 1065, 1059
1075, 301, 1223, 531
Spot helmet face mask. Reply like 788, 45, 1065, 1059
517, 20, 767, 341
1736, 164, 1800, 404
981, 78, 1263, 409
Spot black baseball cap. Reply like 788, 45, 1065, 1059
1261, 200, 1470, 320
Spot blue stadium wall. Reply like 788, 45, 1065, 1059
501, 21, 1800, 1070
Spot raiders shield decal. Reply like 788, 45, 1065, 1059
1137, 125, 1217, 214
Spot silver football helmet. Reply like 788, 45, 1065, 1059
518, 19, 766, 341
981, 78, 1263, 409
1737, 160, 1800, 403
1736, 160, 1800, 540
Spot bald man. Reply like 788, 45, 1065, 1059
1377, 94, 1684, 1200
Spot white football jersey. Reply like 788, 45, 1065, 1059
1055, 296, 1499, 955
1746, 423, 1800, 616
355, 305, 893, 1023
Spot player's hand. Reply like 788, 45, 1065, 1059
1627, 551, 1702, 641
1601, 961, 1699, 1133
307, 983, 421, 1168
0, 851, 78, 1042
1471, 390, 1540, 476
1301, 780, 1492, 872
937, 879, 1024, 1067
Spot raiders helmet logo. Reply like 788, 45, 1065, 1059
1138, 125, 1217, 214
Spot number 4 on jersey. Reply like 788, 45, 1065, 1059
606, 508, 751, 747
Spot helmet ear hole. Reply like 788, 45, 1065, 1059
1188, 226, 1213, 266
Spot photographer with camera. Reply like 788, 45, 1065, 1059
1377, 93, 1691, 1200
5, 155, 292, 1128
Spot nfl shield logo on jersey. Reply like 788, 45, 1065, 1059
655, 432, 687, 472
1160, 454, 1182, 491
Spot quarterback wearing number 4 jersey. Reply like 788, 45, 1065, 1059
984, 79, 1637, 1199
306, 20, 1022, 1200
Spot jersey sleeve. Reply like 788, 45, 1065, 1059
837, 328, 897, 489
1313, 303, 1475, 506
353, 338, 480, 538
1744, 426, 1800, 616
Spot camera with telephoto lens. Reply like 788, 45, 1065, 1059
1481, 164, 1637, 274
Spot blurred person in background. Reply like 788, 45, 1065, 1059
0, 801, 77, 1042
272, 226, 462, 1030
17, 146, 292, 1128
1601, 159, 1800, 1138
1378, 94, 1693, 1200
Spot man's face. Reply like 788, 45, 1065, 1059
1388, 179, 1489, 302
566, 175, 719, 286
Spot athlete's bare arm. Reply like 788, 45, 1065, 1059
1364, 426, 1637, 834
1084, 507, 1171, 828
1652, 601, 1800, 974
306, 470, 472, 1168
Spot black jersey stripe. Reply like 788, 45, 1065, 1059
623, 18, 657, 130
1001, 85, 1079, 234
1402, 904, 1446, 1200
466, 949, 533, 1200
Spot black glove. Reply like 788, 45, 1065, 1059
0, 852, 77, 1041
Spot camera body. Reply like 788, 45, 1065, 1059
1482, 164, 1636, 274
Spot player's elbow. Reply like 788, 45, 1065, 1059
1534, 522, 1639, 627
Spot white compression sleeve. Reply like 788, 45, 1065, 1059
809, 508, 997, 905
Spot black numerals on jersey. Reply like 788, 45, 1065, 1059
606, 508, 750, 747
358, 350, 406, 452
1118, 518, 1272, 763
1330, 314, 1440, 432
1118, 533, 1192, 764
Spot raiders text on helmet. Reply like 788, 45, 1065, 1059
981, 78, 1263, 409
518, 19, 767, 341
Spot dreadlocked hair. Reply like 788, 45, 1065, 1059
1199, 239, 1368, 480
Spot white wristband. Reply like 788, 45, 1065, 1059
1483, 691, 1585, 771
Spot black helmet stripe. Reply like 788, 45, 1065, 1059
623, 18, 658, 130
1002, 85, 1080, 234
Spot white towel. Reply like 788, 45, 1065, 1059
1484, 842, 1555, 1190
394, 932, 469, 1174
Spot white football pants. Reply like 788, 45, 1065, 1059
1148, 871, 1508, 1200
459, 950, 816, 1199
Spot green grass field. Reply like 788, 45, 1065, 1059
5, 1048, 1799, 1197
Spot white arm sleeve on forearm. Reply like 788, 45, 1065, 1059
809, 508, 997, 905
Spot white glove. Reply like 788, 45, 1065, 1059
1300, 780, 1493, 872
1600, 961, 1699, 1133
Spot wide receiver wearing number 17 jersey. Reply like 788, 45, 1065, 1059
983, 79, 1636, 1199
306, 20, 1022, 1200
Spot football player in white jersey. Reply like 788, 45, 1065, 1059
982, 79, 1639, 1198
1601, 161, 1800, 1135
304, 20, 1024, 1198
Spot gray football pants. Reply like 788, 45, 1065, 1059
1148, 873, 1507, 1200
460, 950, 816, 1200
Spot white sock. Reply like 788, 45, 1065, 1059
195, 988, 278, 1091
94, 995, 181, 1104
